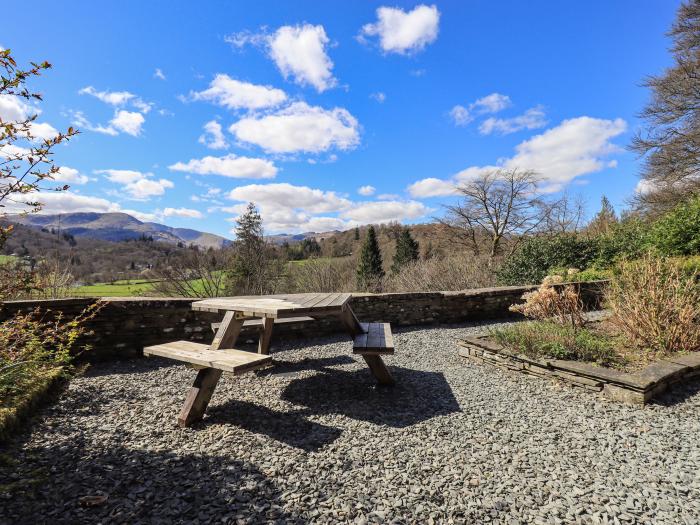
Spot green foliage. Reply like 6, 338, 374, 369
648, 196, 700, 256
284, 238, 321, 261
592, 217, 650, 268
546, 266, 612, 282
491, 321, 617, 366
356, 225, 384, 291
496, 234, 598, 285
391, 227, 419, 274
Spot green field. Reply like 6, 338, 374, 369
73, 279, 156, 297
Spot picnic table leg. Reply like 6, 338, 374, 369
177, 311, 243, 427
258, 316, 274, 355
339, 305, 395, 386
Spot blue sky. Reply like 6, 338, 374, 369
1, 1, 681, 237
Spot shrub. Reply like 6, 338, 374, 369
0, 302, 102, 404
497, 234, 598, 285
648, 196, 700, 256
592, 217, 650, 269
492, 321, 617, 365
510, 281, 585, 328
383, 254, 496, 292
606, 255, 700, 354
286, 257, 356, 293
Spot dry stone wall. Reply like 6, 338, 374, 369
0, 281, 607, 362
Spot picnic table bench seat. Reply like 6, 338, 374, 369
353, 322, 395, 355
144, 340, 271, 374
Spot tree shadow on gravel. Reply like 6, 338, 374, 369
0, 438, 305, 525
281, 366, 460, 428
652, 377, 700, 407
205, 400, 343, 452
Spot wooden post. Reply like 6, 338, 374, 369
177, 312, 243, 427
258, 316, 274, 355
339, 305, 364, 336
362, 355, 395, 386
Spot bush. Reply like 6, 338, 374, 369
497, 234, 598, 285
592, 217, 650, 269
383, 254, 496, 292
509, 281, 585, 328
492, 321, 617, 365
606, 255, 700, 354
648, 196, 700, 256
285, 257, 356, 293
0, 302, 102, 408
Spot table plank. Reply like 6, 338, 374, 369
191, 293, 352, 316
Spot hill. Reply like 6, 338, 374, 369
7, 212, 229, 249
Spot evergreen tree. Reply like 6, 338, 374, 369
356, 225, 384, 290
354, 227, 360, 240
587, 196, 618, 236
391, 227, 419, 273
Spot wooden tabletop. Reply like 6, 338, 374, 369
191, 292, 352, 317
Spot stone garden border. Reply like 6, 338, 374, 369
458, 335, 700, 404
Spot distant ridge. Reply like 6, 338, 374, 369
7, 212, 230, 249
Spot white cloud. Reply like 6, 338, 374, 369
340, 200, 429, 224
360, 4, 440, 55
269, 24, 336, 92
225, 29, 268, 49
53, 167, 89, 185
224, 182, 428, 233
409, 116, 627, 197
449, 93, 511, 126
0, 94, 34, 121
229, 101, 360, 154
79, 86, 152, 113
154, 68, 166, 80
370, 92, 386, 103
163, 207, 203, 219
5, 191, 121, 215
169, 153, 277, 179
110, 110, 145, 136
479, 106, 547, 135
96, 169, 174, 199
198, 120, 228, 150
190, 74, 287, 110
358, 185, 376, 196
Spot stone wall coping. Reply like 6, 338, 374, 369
1, 279, 610, 306
458, 334, 700, 404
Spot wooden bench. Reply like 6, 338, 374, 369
353, 322, 394, 355
144, 340, 271, 375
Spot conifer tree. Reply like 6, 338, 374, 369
587, 196, 618, 236
356, 225, 384, 290
391, 227, 419, 273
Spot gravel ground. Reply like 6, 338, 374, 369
1, 321, 700, 525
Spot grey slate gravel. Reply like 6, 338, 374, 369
1, 321, 699, 524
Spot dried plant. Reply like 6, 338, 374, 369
606, 254, 700, 354
510, 281, 586, 329
383, 254, 497, 293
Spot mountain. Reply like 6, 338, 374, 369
266, 231, 341, 245
7, 212, 230, 249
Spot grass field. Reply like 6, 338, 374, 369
73, 279, 156, 297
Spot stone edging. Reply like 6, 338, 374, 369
457, 335, 700, 404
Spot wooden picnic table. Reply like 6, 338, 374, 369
145, 293, 395, 427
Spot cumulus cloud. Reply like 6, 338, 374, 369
53, 167, 89, 185
409, 116, 627, 197
169, 153, 277, 179
190, 74, 287, 110
198, 120, 228, 150
96, 169, 174, 199
79, 86, 152, 113
268, 24, 337, 92
109, 110, 145, 136
449, 93, 511, 126
5, 191, 122, 215
224, 182, 429, 233
357, 185, 376, 196
0, 94, 59, 141
359, 4, 440, 55
229, 101, 360, 154
163, 207, 203, 219
479, 106, 547, 135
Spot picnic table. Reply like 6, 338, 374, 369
144, 293, 395, 427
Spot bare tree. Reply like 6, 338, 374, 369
631, 0, 700, 213
442, 168, 553, 258
545, 192, 585, 234
152, 247, 230, 298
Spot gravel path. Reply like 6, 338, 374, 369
1, 322, 699, 524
